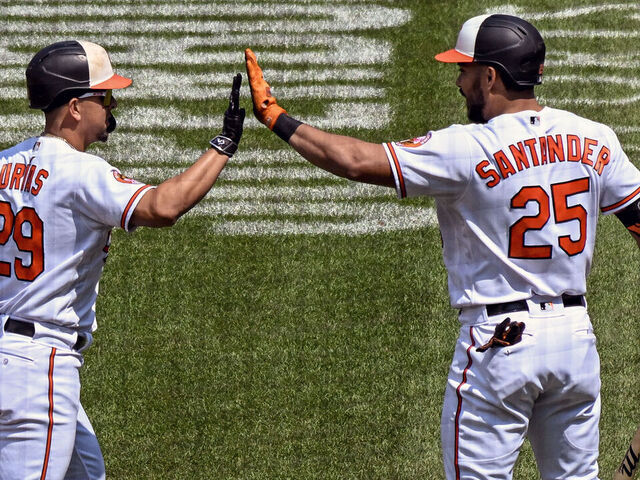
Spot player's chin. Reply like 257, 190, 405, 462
97, 129, 109, 143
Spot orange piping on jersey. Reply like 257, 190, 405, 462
121, 185, 151, 229
601, 186, 640, 213
386, 143, 406, 198
628, 224, 640, 235
454, 327, 476, 480
40, 348, 56, 480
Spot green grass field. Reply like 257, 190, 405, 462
3, 0, 640, 478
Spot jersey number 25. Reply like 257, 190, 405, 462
509, 177, 590, 259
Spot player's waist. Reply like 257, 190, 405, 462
459, 294, 586, 325
0, 315, 91, 352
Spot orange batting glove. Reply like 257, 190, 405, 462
244, 48, 286, 130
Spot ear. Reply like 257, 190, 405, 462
67, 98, 82, 122
486, 66, 498, 88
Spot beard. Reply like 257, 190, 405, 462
464, 77, 488, 124
98, 115, 117, 142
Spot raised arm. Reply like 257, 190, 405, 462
131, 74, 245, 228
244, 48, 394, 188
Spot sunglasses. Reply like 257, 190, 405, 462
77, 89, 113, 106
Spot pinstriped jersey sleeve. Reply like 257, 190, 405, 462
74, 155, 154, 232
383, 125, 473, 200
597, 128, 640, 214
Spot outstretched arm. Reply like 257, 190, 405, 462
245, 48, 394, 188
131, 74, 245, 228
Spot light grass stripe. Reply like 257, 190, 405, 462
0, 3, 409, 24
613, 126, 640, 134
547, 74, 640, 88
199, 203, 436, 236
0, 37, 392, 66
124, 166, 335, 182
547, 52, 640, 69
1, 67, 383, 84
201, 184, 390, 201
0, 84, 385, 101
0, 13, 411, 34
0, 103, 391, 131
543, 29, 640, 39
87, 139, 309, 167
488, 4, 639, 20
540, 94, 640, 107
194, 200, 397, 217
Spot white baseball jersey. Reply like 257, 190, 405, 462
0, 135, 154, 332
383, 106, 640, 308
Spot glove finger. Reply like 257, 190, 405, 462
229, 73, 242, 112
245, 48, 275, 104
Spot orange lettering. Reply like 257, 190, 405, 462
539, 136, 548, 165
0, 164, 10, 188
9, 164, 26, 190
475, 160, 500, 187
547, 135, 564, 162
493, 150, 516, 179
31, 169, 49, 196
22, 165, 37, 192
509, 142, 530, 171
567, 135, 581, 162
594, 146, 610, 175
582, 138, 597, 166
524, 138, 540, 166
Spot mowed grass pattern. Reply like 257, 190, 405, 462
2, 1, 640, 478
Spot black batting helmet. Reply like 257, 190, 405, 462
435, 14, 545, 88
26, 40, 132, 111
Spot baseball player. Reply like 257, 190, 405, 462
244, 14, 640, 480
0, 40, 244, 479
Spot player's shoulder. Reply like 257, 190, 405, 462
542, 106, 617, 137
0, 137, 38, 160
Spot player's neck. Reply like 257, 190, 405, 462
485, 95, 542, 121
43, 121, 88, 152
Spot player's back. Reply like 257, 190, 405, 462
0, 136, 112, 329
442, 107, 639, 306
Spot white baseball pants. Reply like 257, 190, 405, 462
0, 324, 104, 480
441, 296, 600, 480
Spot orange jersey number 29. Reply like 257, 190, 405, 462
0, 201, 44, 281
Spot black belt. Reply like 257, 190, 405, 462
3, 318, 87, 351
486, 294, 585, 317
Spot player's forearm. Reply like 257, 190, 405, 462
131, 149, 227, 228
289, 124, 393, 186
153, 149, 228, 223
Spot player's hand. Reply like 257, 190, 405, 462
210, 73, 245, 157
245, 48, 286, 130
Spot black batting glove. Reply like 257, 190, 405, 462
210, 73, 245, 157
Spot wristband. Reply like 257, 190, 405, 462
272, 114, 303, 143
209, 135, 238, 157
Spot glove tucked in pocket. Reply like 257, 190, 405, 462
477, 318, 526, 352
